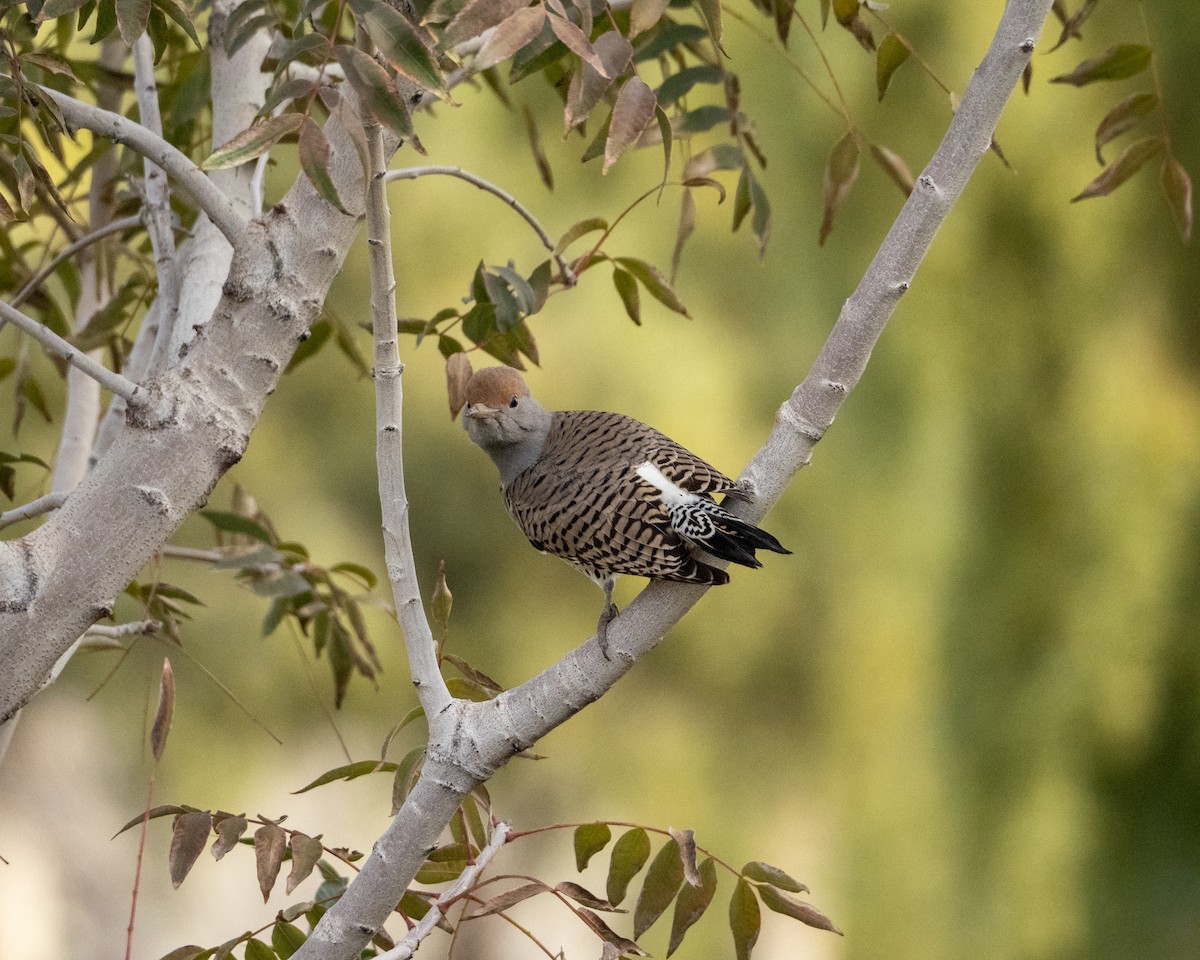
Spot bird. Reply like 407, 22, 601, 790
461, 365, 790, 656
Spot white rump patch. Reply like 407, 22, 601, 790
635, 462, 697, 506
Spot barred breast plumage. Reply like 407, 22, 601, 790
461, 365, 789, 654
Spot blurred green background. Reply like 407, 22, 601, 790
3, 2, 1200, 959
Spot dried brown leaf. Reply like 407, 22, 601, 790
169, 811, 213, 888
254, 823, 288, 902
604, 77, 656, 174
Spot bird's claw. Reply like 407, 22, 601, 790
597, 602, 618, 661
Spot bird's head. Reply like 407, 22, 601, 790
463, 366, 551, 458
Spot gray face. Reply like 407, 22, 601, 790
464, 395, 554, 485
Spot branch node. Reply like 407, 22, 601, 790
1020, 38, 1036, 53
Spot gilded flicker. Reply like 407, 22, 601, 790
462, 366, 790, 654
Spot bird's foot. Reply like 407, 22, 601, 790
596, 601, 618, 661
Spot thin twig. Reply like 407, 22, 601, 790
363, 69, 453, 715
10, 214, 143, 311
384, 166, 577, 286
157, 544, 225, 563
84, 620, 162, 638
0, 492, 69, 531
36, 84, 247, 244
133, 35, 183, 376
0, 299, 145, 407
376, 821, 512, 960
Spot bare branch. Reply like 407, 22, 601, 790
365, 75, 453, 715
36, 85, 247, 244
376, 821, 512, 960
84, 620, 161, 638
0, 299, 145, 408
384, 166, 577, 286
133, 35, 183, 376
0, 493, 69, 531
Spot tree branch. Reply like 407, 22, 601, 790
376, 821, 511, 960
0, 493, 69, 531
35, 84, 247, 244
292, 3, 1054, 957
9, 214, 143, 312
133, 35, 183, 376
384, 166, 577, 286
0, 299, 145, 407
364, 64, 452, 715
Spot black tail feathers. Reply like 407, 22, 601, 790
674, 500, 790, 570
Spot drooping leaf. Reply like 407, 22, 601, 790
440, 0, 528, 50
1071, 136, 1164, 202
633, 838, 685, 938
628, 0, 667, 37
574, 907, 648, 956
757, 884, 842, 934
611, 265, 641, 325
632, 22, 706, 62
271, 921, 307, 959
244, 939, 275, 960
211, 815, 248, 860
391, 747, 425, 815
150, 658, 174, 763
292, 759, 397, 793
349, 0, 447, 96
728, 878, 761, 960
1050, 44, 1152, 86
1160, 152, 1193, 243
201, 113, 303, 170
875, 31, 909, 100
668, 828, 700, 887
169, 811, 213, 888
297, 119, 350, 215
604, 77, 656, 174
336, 45, 415, 139
564, 30, 632, 131
819, 130, 860, 245
869, 143, 914, 196
667, 857, 717, 956
607, 827, 651, 906
152, 0, 200, 46
613, 257, 690, 317
35, 0, 92, 22
113, 804, 195, 838
693, 0, 720, 45
656, 64, 722, 109
286, 833, 325, 893
116, 0, 150, 43
554, 217, 607, 255
574, 822, 613, 871
546, 10, 608, 76
254, 823, 288, 902
670, 186, 696, 283
556, 881, 619, 911
524, 104, 553, 189
474, 6, 546, 72
1093, 92, 1158, 164
741, 860, 807, 893
469, 881, 550, 917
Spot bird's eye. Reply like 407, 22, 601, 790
509, 396, 519, 408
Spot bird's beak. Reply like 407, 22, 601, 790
465, 404, 497, 420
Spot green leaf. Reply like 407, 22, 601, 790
292, 759, 397, 793
116, 0, 149, 43
757, 884, 842, 934
612, 266, 640, 325
331, 561, 377, 589
1071, 136, 1164, 202
349, 0, 447, 96
693, 0, 720, 45
574, 823, 612, 872
656, 64, 722, 109
271, 921, 307, 959
676, 105, 730, 135
200, 510, 276, 544
35, 0, 92, 22
1050, 44, 1152, 87
554, 217, 607, 255
819, 130, 860, 245
741, 861, 807, 893
201, 114, 303, 170
613, 257, 690, 317
875, 31, 909, 101
607, 827, 651, 906
1094, 92, 1158, 164
728, 878, 761, 960
391, 746, 425, 814
667, 857, 717, 956
153, 0, 199, 46
633, 838, 685, 938
244, 939, 277, 960
1161, 152, 1193, 243
336, 45, 415, 139
633, 23, 707, 63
